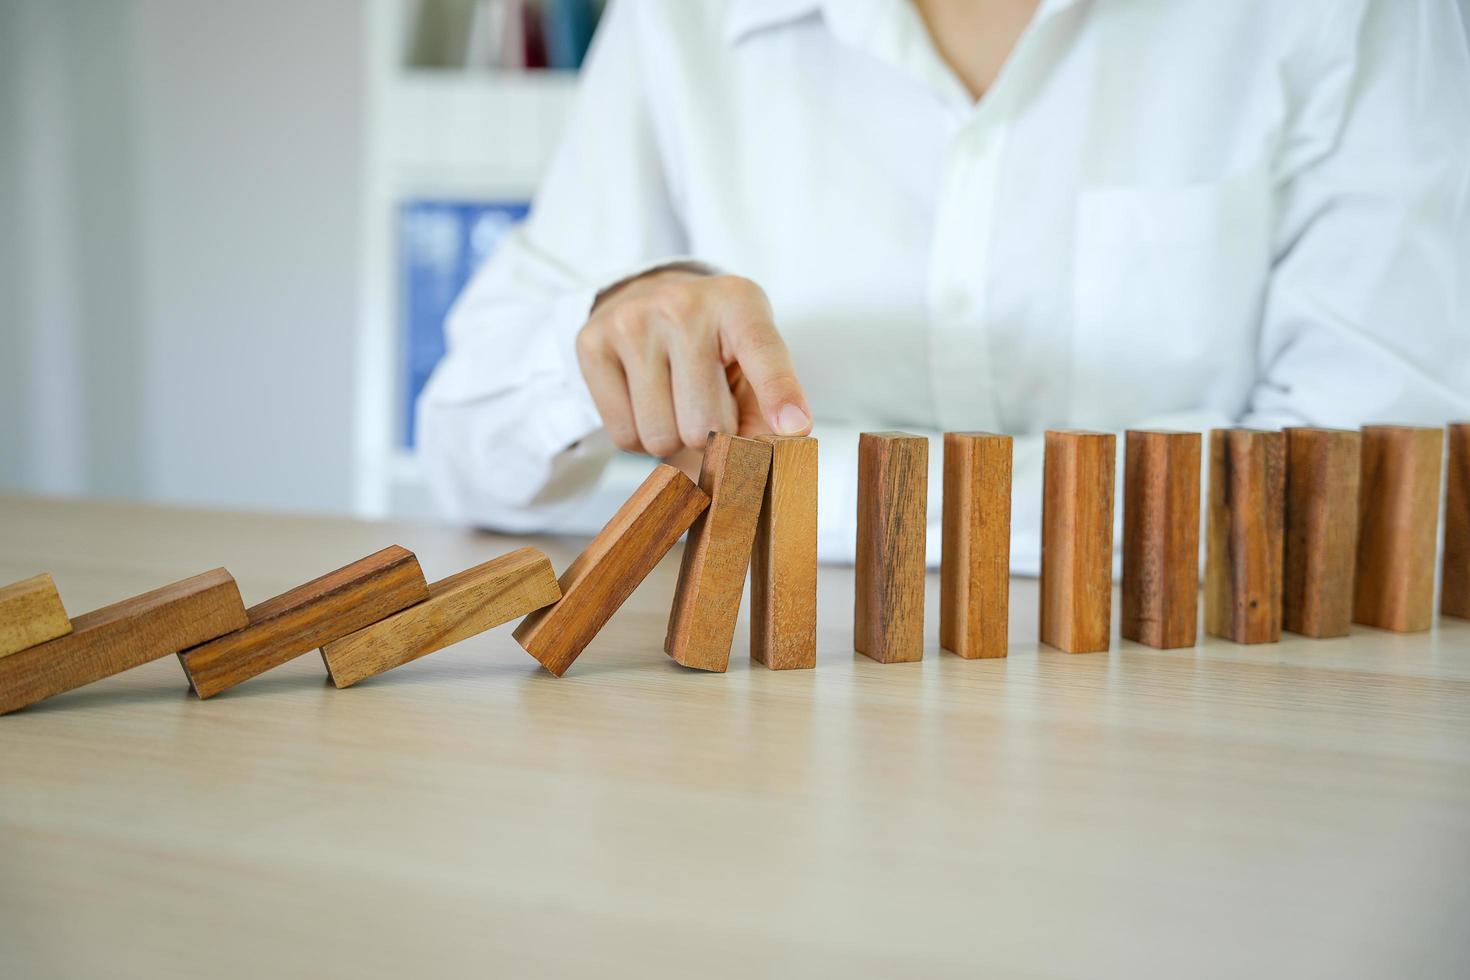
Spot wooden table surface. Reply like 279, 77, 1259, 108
2, 494, 1467, 979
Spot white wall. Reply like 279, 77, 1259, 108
0, 0, 367, 515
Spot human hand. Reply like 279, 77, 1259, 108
575, 269, 812, 457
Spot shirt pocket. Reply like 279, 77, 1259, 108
1070, 168, 1272, 424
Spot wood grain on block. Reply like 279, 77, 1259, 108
750, 435, 818, 671
0, 569, 247, 715
665, 433, 772, 672
1353, 425, 1444, 632
514, 464, 709, 677
1283, 428, 1361, 638
1445, 423, 1470, 620
1205, 429, 1285, 644
1120, 430, 1201, 650
321, 548, 561, 688
1039, 430, 1116, 653
854, 431, 929, 663
939, 432, 1013, 659
178, 546, 429, 699
0, 573, 72, 658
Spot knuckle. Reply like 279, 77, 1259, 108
607, 426, 641, 452
656, 280, 705, 323
715, 274, 768, 308
679, 423, 713, 448
608, 308, 648, 346
643, 431, 682, 458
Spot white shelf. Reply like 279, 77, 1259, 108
353, 3, 585, 519
387, 68, 580, 199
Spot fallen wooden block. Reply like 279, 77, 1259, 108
1205, 428, 1285, 644
321, 547, 561, 688
1120, 430, 1201, 650
855, 431, 928, 664
1283, 427, 1361, 638
1040, 429, 1116, 653
514, 464, 709, 676
750, 435, 818, 670
0, 569, 247, 715
1445, 422, 1470, 621
665, 433, 772, 672
0, 573, 72, 658
939, 432, 1012, 659
1354, 424, 1444, 632
178, 546, 430, 698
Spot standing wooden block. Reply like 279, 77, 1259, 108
1353, 424, 1444, 632
514, 464, 709, 676
1120, 430, 1201, 650
1205, 428, 1285, 644
750, 435, 818, 670
0, 569, 247, 715
854, 431, 928, 664
665, 433, 773, 672
1282, 427, 1361, 637
939, 432, 1012, 659
0, 573, 72, 658
1039, 430, 1116, 653
178, 546, 430, 699
322, 548, 561, 688
1445, 423, 1470, 620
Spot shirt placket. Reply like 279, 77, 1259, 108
927, 114, 1009, 433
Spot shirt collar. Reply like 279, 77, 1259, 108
722, 0, 824, 43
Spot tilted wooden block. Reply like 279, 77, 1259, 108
0, 569, 247, 715
1283, 427, 1361, 638
178, 546, 430, 698
1353, 424, 1444, 632
321, 547, 561, 688
1205, 428, 1285, 644
939, 432, 1012, 659
1445, 422, 1470, 620
1040, 430, 1116, 653
750, 435, 818, 671
855, 431, 928, 664
1121, 430, 1201, 650
0, 573, 72, 658
665, 433, 772, 672
514, 464, 709, 676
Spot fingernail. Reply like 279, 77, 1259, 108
775, 404, 810, 435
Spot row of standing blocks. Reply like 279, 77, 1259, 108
1, 423, 1467, 714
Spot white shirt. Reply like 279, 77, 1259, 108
418, 0, 1470, 572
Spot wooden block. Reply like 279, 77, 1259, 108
750, 435, 818, 671
939, 432, 1012, 659
1282, 427, 1361, 638
0, 569, 247, 715
1120, 430, 1201, 649
1445, 422, 1470, 620
321, 547, 561, 688
854, 431, 928, 664
514, 464, 709, 676
178, 546, 430, 699
0, 573, 72, 658
1039, 430, 1116, 653
1353, 424, 1444, 632
1205, 428, 1285, 644
665, 433, 773, 672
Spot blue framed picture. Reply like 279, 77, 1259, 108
399, 199, 530, 448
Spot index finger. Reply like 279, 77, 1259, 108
716, 286, 812, 437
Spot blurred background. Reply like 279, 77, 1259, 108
0, 0, 602, 520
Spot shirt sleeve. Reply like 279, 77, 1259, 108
1245, 0, 1470, 429
416, 0, 695, 533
